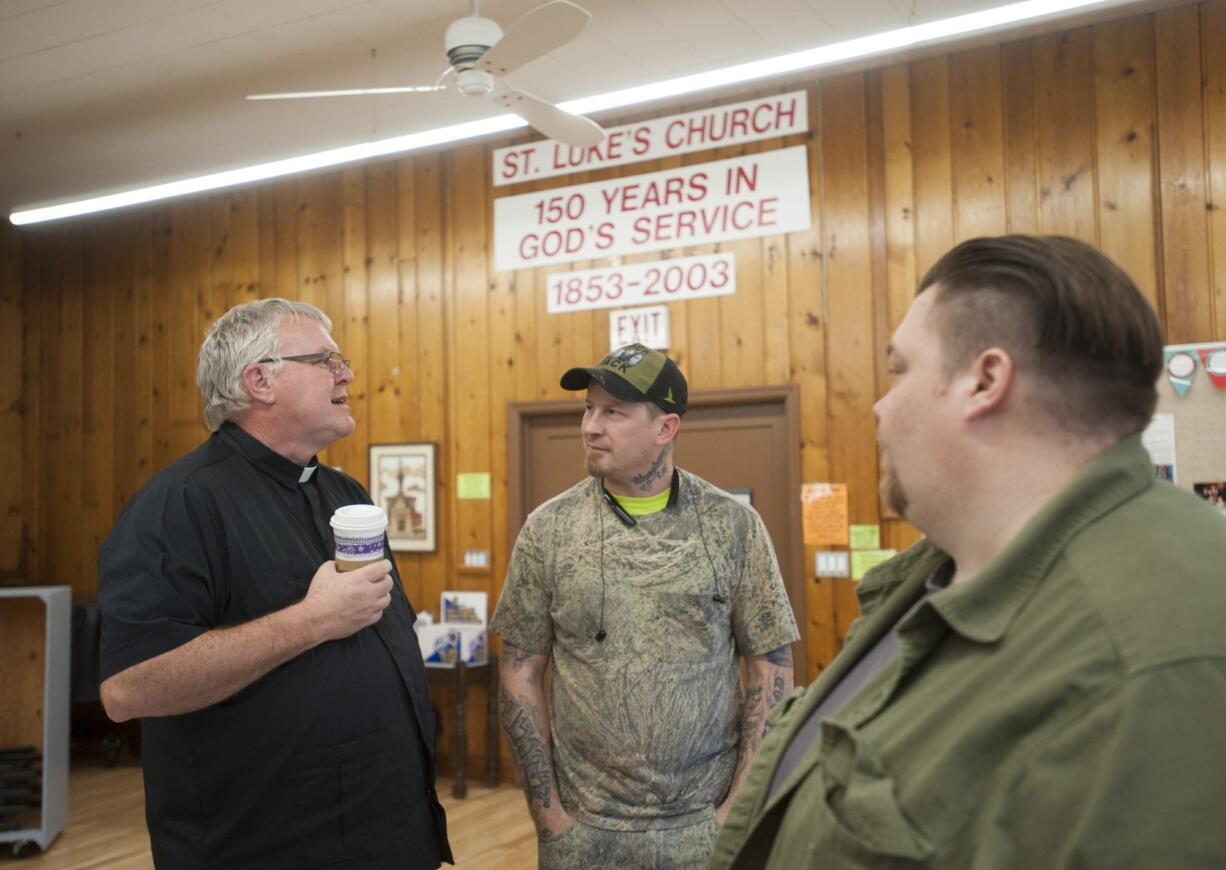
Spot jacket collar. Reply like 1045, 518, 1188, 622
757, 435, 1154, 819
923, 434, 1153, 644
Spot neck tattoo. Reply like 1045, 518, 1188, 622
630, 447, 669, 492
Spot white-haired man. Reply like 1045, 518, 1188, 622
99, 299, 451, 870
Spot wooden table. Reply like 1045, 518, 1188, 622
425, 659, 499, 798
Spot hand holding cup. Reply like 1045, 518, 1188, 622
303, 558, 393, 642
299, 505, 394, 643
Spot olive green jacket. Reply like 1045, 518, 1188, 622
710, 435, 1226, 869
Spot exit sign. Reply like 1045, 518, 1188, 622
609, 305, 670, 350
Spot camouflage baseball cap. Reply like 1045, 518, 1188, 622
561, 343, 688, 415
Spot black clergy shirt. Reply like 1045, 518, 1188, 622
99, 423, 451, 870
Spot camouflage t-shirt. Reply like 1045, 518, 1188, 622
491, 470, 799, 832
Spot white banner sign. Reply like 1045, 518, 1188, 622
610, 305, 670, 350
548, 252, 735, 314
493, 90, 808, 186
495, 145, 810, 271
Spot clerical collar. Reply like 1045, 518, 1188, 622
217, 422, 319, 489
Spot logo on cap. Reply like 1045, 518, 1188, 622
602, 345, 647, 374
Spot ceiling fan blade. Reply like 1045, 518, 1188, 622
246, 86, 443, 101
495, 84, 605, 148
476, 0, 590, 76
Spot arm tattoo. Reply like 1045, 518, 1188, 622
738, 685, 766, 757
764, 645, 793, 667
763, 678, 787, 737
499, 645, 534, 673
499, 687, 553, 809
630, 446, 670, 492
770, 674, 787, 707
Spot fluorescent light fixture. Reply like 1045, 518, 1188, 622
561, 0, 1121, 117
10, 0, 1121, 226
10, 115, 528, 225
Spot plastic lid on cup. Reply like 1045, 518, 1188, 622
330, 504, 388, 534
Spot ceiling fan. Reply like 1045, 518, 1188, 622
246, 0, 606, 148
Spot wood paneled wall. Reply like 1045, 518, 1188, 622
3, 2, 1226, 763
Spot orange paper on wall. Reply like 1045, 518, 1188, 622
802, 482, 849, 547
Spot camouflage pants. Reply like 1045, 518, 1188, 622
537, 813, 720, 870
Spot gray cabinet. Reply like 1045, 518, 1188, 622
0, 586, 70, 855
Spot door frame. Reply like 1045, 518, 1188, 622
507, 385, 807, 683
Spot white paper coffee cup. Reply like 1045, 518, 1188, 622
330, 505, 388, 572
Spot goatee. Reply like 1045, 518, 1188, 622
879, 452, 909, 519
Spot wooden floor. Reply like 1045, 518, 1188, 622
2, 761, 538, 868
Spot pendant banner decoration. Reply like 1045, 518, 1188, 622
1199, 348, 1226, 390
1164, 350, 1197, 397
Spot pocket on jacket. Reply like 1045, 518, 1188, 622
816, 721, 933, 863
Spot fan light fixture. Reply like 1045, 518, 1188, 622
10, 0, 1124, 226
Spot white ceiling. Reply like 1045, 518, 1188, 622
0, 0, 1149, 216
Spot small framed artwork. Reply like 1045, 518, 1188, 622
1193, 482, 1226, 516
369, 443, 437, 552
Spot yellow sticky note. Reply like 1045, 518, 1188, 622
849, 524, 880, 550
456, 472, 491, 500
851, 549, 897, 580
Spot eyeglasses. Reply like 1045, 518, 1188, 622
258, 351, 351, 375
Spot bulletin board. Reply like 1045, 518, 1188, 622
1146, 341, 1226, 506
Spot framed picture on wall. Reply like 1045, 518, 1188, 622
369, 443, 437, 553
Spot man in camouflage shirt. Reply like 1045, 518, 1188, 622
491, 344, 799, 870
